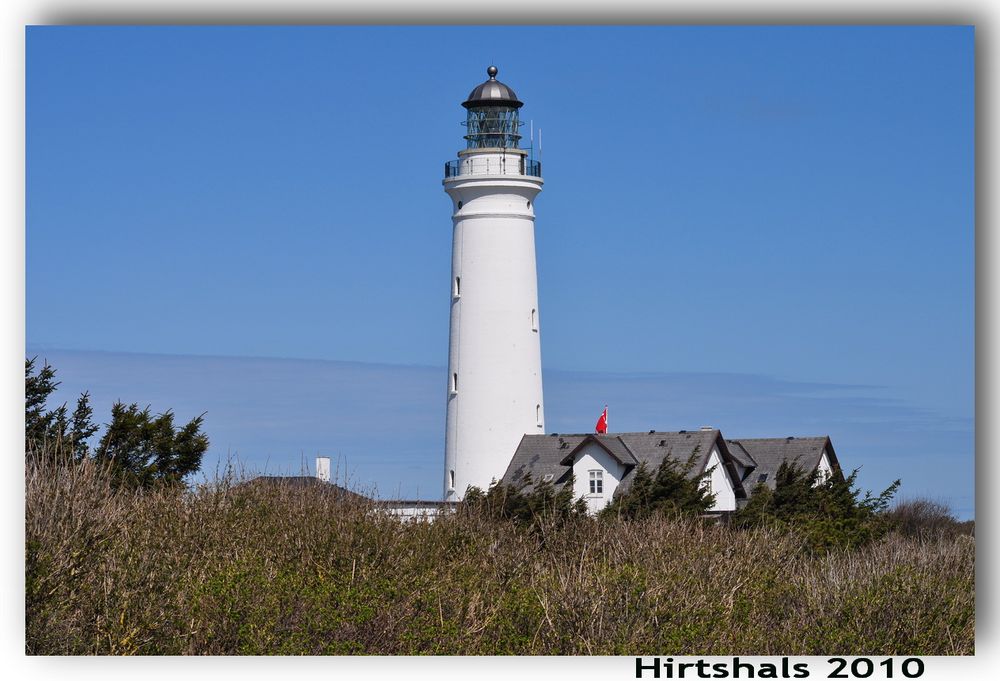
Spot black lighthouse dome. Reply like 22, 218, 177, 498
462, 65, 523, 109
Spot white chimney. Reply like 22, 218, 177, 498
315, 456, 331, 483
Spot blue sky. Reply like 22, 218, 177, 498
26, 26, 974, 516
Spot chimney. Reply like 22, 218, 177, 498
700, 426, 714, 431
315, 456, 331, 483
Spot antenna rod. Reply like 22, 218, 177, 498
539, 128, 542, 162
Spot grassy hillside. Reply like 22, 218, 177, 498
25, 455, 974, 655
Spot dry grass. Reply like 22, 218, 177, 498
26, 453, 974, 656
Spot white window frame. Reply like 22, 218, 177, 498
588, 470, 604, 496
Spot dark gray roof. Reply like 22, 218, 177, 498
502, 433, 581, 488
725, 439, 758, 472
463, 66, 523, 109
725, 437, 836, 491
245, 476, 369, 502
559, 434, 638, 467
501, 430, 747, 500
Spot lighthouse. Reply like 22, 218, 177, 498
442, 66, 545, 501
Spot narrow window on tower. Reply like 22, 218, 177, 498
452, 373, 458, 393
536, 404, 542, 427
454, 276, 461, 298
531, 308, 537, 332
449, 470, 455, 490
589, 470, 604, 496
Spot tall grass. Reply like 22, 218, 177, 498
26, 453, 974, 655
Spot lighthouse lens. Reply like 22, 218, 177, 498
463, 106, 522, 149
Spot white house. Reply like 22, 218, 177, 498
498, 429, 843, 515
499, 428, 747, 514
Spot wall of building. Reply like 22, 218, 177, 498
816, 448, 834, 483
704, 447, 737, 512
443, 153, 544, 501
571, 442, 626, 515
382, 503, 455, 522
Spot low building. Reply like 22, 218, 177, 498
499, 429, 843, 515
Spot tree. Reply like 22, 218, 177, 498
69, 392, 99, 461
95, 403, 209, 488
26, 357, 209, 488
733, 460, 901, 552
25, 357, 59, 448
600, 448, 716, 520
462, 475, 586, 528
25, 357, 98, 459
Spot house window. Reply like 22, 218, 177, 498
589, 470, 604, 495
757, 473, 768, 483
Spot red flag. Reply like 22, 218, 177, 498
595, 406, 608, 434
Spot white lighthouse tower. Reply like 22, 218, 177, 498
443, 66, 545, 501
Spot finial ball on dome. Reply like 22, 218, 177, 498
487, 65, 498, 78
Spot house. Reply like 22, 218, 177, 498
499, 429, 842, 515
726, 436, 841, 492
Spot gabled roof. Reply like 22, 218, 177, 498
501, 429, 748, 500
502, 434, 581, 488
558, 434, 639, 467
725, 436, 838, 491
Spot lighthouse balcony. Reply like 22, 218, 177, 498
445, 156, 541, 179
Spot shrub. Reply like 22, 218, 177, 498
886, 498, 973, 539
733, 462, 901, 553
461, 475, 587, 529
599, 449, 715, 520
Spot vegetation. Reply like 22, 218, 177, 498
462, 476, 587, 528
25, 357, 208, 487
600, 450, 715, 520
26, 451, 974, 656
733, 461, 901, 553
885, 498, 975, 539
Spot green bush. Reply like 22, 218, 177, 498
461, 475, 587, 529
600, 449, 715, 520
733, 461, 900, 553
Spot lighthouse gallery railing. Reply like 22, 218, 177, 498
445, 157, 541, 179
